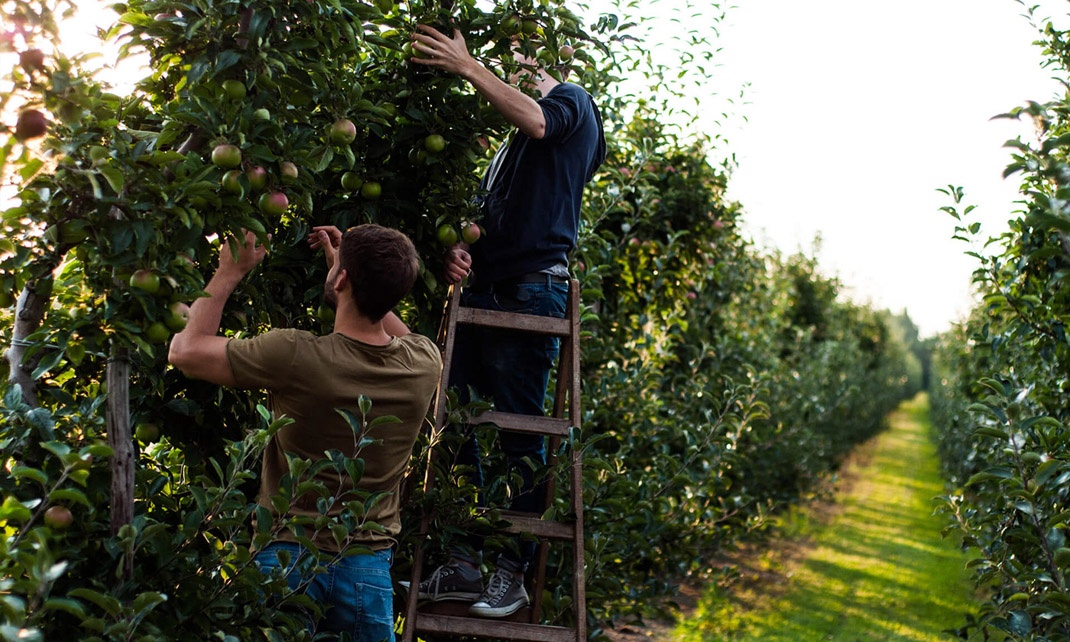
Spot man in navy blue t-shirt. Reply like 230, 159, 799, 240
405, 25, 606, 618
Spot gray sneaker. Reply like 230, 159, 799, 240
400, 561, 483, 602
468, 567, 529, 617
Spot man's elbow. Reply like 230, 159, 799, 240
167, 335, 192, 374
525, 121, 546, 139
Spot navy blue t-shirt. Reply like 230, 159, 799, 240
470, 82, 606, 282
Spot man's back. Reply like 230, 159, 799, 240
472, 82, 606, 280
227, 329, 441, 552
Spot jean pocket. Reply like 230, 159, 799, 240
493, 285, 538, 314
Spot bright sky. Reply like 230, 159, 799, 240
55, 1, 1069, 337
711, 1, 1068, 337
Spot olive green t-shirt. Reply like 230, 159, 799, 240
227, 329, 441, 553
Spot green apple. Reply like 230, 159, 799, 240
424, 134, 446, 153
129, 270, 161, 295
360, 181, 382, 199
222, 79, 247, 100
211, 144, 242, 168
437, 224, 459, 246
135, 422, 160, 442
280, 161, 299, 184
341, 172, 364, 190
221, 169, 245, 195
145, 321, 171, 344
164, 301, 190, 331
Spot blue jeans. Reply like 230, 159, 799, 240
448, 277, 568, 570
255, 541, 394, 642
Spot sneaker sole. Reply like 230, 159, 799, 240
420, 591, 482, 602
398, 582, 482, 602
468, 599, 529, 618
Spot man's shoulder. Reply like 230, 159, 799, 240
547, 82, 591, 101
397, 333, 442, 362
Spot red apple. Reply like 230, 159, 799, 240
14, 109, 48, 141
461, 222, 481, 244
258, 191, 289, 216
44, 506, 73, 530
246, 165, 268, 191
329, 118, 357, 145
19, 49, 45, 72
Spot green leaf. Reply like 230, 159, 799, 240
68, 588, 122, 617
131, 591, 167, 613
43, 597, 86, 619
49, 488, 90, 508
11, 466, 48, 486
98, 165, 124, 194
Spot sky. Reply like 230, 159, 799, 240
54, 1, 1070, 337
672, 0, 1068, 337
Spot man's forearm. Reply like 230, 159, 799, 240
168, 267, 243, 384
459, 60, 546, 139
184, 269, 243, 338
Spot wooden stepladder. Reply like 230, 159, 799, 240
402, 279, 586, 642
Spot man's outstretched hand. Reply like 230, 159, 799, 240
409, 25, 477, 78
308, 225, 342, 269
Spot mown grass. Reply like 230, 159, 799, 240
675, 393, 984, 641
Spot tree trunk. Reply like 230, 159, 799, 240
106, 345, 135, 578
4, 273, 55, 407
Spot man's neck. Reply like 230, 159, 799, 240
332, 302, 392, 345
520, 70, 559, 98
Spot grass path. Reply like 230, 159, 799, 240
670, 393, 980, 641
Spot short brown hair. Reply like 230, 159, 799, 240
339, 224, 419, 322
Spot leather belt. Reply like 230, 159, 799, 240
512, 273, 568, 284
470, 272, 568, 293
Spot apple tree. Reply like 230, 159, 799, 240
1, 0, 612, 638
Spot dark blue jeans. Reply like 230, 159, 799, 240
448, 278, 568, 571
255, 542, 394, 642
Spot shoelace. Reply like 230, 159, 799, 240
483, 569, 512, 600
426, 565, 455, 593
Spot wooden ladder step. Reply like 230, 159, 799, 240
454, 306, 572, 336
412, 613, 577, 642
497, 510, 576, 540
471, 410, 573, 437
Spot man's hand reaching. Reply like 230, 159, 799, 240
309, 225, 342, 270
409, 26, 477, 78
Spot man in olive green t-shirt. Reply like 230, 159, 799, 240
169, 224, 441, 642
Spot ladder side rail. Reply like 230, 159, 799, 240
567, 279, 586, 641
403, 284, 462, 642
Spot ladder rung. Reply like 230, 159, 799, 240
454, 307, 572, 336
499, 511, 576, 540
413, 613, 577, 642
472, 410, 572, 437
